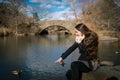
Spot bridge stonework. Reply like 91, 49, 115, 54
38, 20, 79, 33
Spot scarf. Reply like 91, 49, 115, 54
75, 35, 85, 44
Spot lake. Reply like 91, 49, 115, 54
0, 35, 120, 80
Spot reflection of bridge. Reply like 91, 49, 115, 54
38, 20, 79, 34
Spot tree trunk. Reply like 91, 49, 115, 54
108, 19, 110, 28
15, 16, 18, 35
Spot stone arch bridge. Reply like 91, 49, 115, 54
38, 20, 79, 34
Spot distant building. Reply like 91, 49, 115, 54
33, 12, 39, 22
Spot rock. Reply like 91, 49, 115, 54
106, 76, 119, 80
113, 66, 120, 72
12, 71, 19, 75
115, 51, 120, 55
11, 70, 22, 75
82, 65, 120, 80
99, 36, 118, 41
100, 61, 114, 66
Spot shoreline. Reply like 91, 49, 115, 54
0, 28, 120, 41
0, 33, 119, 41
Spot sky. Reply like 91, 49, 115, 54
1, 0, 119, 20
25, 0, 76, 20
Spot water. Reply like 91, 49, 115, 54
0, 35, 120, 80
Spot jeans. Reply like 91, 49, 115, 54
66, 61, 91, 80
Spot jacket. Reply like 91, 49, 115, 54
61, 41, 92, 61
61, 40, 99, 70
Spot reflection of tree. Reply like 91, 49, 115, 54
0, 35, 75, 80
99, 41, 120, 65
40, 34, 74, 45
0, 35, 75, 65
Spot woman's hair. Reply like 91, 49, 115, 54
75, 23, 99, 59
75, 23, 91, 35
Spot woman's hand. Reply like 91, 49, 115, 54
55, 57, 63, 64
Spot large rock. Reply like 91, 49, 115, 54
99, 36, 118, 41
100, 61, 114, 66
82, 65, 120, 80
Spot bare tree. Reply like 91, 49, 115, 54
78, 0, 120, 30
6, 0, 25, 35
70, 0, 79, 22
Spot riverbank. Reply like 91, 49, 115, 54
0, 28, 12, 37
0, 27, 120, 41
0, 27, 38, 37
97, 30, 120, 41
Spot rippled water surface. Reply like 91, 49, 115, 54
0, 35, 120, 80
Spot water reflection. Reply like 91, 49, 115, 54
99, 41, 120, 65
0, 35, 120, 80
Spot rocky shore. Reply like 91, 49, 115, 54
0, 28, 120, 42
82, 65, 120, 80
0, 28, 36, 37
0, 28, 11, 37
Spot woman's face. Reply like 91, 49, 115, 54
74, 28, 83, 36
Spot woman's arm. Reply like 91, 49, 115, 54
61, 42, 79, 60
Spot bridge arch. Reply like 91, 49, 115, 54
40, 25, 71, 35
38, 20, 78, 34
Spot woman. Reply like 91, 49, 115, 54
55, 23, 99, 80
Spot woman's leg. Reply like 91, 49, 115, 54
70, 61, 91, 80
66, 69, 72, 80
66, 70, 83, 80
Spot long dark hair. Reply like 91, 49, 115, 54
75, 23, 99, 59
